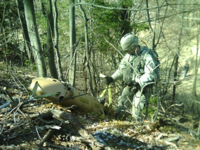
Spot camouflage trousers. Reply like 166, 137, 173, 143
115, 86, 151, 121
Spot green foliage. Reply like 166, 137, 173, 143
142, 95, 161, 116
118, 0, 133, 7
0, 1, 19, 28
95, 10, 119, 30
142, 107, 156, 115
0, 0, 149, 71
32, 65, 37, 71
99, 114, 105, 122
83, 0, 149, 55
87, 112, 99, 117
25, 60, 31, 66
149, 95, 160, 104
35, 11, 47, 45
132, 23, 149, 34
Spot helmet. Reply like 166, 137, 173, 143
120, 33, 138, 51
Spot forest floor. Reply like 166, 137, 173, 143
0, 65, 200, 150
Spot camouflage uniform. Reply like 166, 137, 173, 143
111, 46, 157, 121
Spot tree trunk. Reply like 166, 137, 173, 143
16, 0, 33, 62
146, 0, 156, 50
91, 48, 98, 95
46, 0, 58, 79
120, 5, 131, 36
23, 0, 46, 77
2, 27, 7, 65
83, 54, 87, 91
69, 0, 77, 86
52, 0, 64, 81
172, 0, 184, 102
79, 0, 96, 97
192, 13, 199, 99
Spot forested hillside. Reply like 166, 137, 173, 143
0, 0, 200, 149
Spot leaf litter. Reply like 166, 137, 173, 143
0, 70, 200, 150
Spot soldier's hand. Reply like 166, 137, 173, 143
135, 74, 141, 83
104, 76, 114, 85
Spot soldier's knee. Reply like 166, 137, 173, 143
133, 91, 146, 107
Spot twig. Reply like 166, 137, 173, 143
3, 88, 15, 102
188, 98, 200, 104
37, 117, 55, 124
156, 139, 178, 149
37, 129, 54, 147
0, 103, 20, 134
2, 120, 30, 135
160, 102, 166, 113
128, 128, 137, 134
164, 135, 180, 142
44, 142, 80, 150
17, 107, 27, 118
164, 140, 178, 149
0, 102, 10, 109
155, 133, 163, 140
8, 71, 21, 89
197, 120, 200, 137
166, 103, 183, 111
9, 70, 28, 93
103, 36, 124, 57
71, 136, 105, 149
16, 98, 27, 118
35, 126, 42, 140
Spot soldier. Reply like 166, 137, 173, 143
104, 33, 158, 122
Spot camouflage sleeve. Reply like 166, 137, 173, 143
111, 69, 123, 81
137, 54, 156, 87
111, 54, 129, 81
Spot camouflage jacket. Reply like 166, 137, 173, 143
111, 46, 157, 88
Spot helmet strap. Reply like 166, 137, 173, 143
135, 46, 140, 56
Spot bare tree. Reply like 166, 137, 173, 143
78, 0, 96, 97
52, 0, 64, 81
192, 10, 199, 99
23, 0, 46, 77
69, 0, 77, 86
16, 0, 33, 62
172, 0, 184, 102
46, 0, 58, 79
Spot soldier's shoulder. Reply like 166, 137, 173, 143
141, 46, 149, 50
140, 46, 150, 56
120, 53, 130, 63
140, 47, 157, 62
140, 46, 150, 54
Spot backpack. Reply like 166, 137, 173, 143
142, 47, 160, 81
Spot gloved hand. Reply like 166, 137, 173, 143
126, 80, 136, 86
104, 76, 114, 85
135, 74, 142, 83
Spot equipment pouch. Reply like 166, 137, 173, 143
122, 67, 133, 84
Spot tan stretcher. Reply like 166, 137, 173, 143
29, 77, 109, 113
